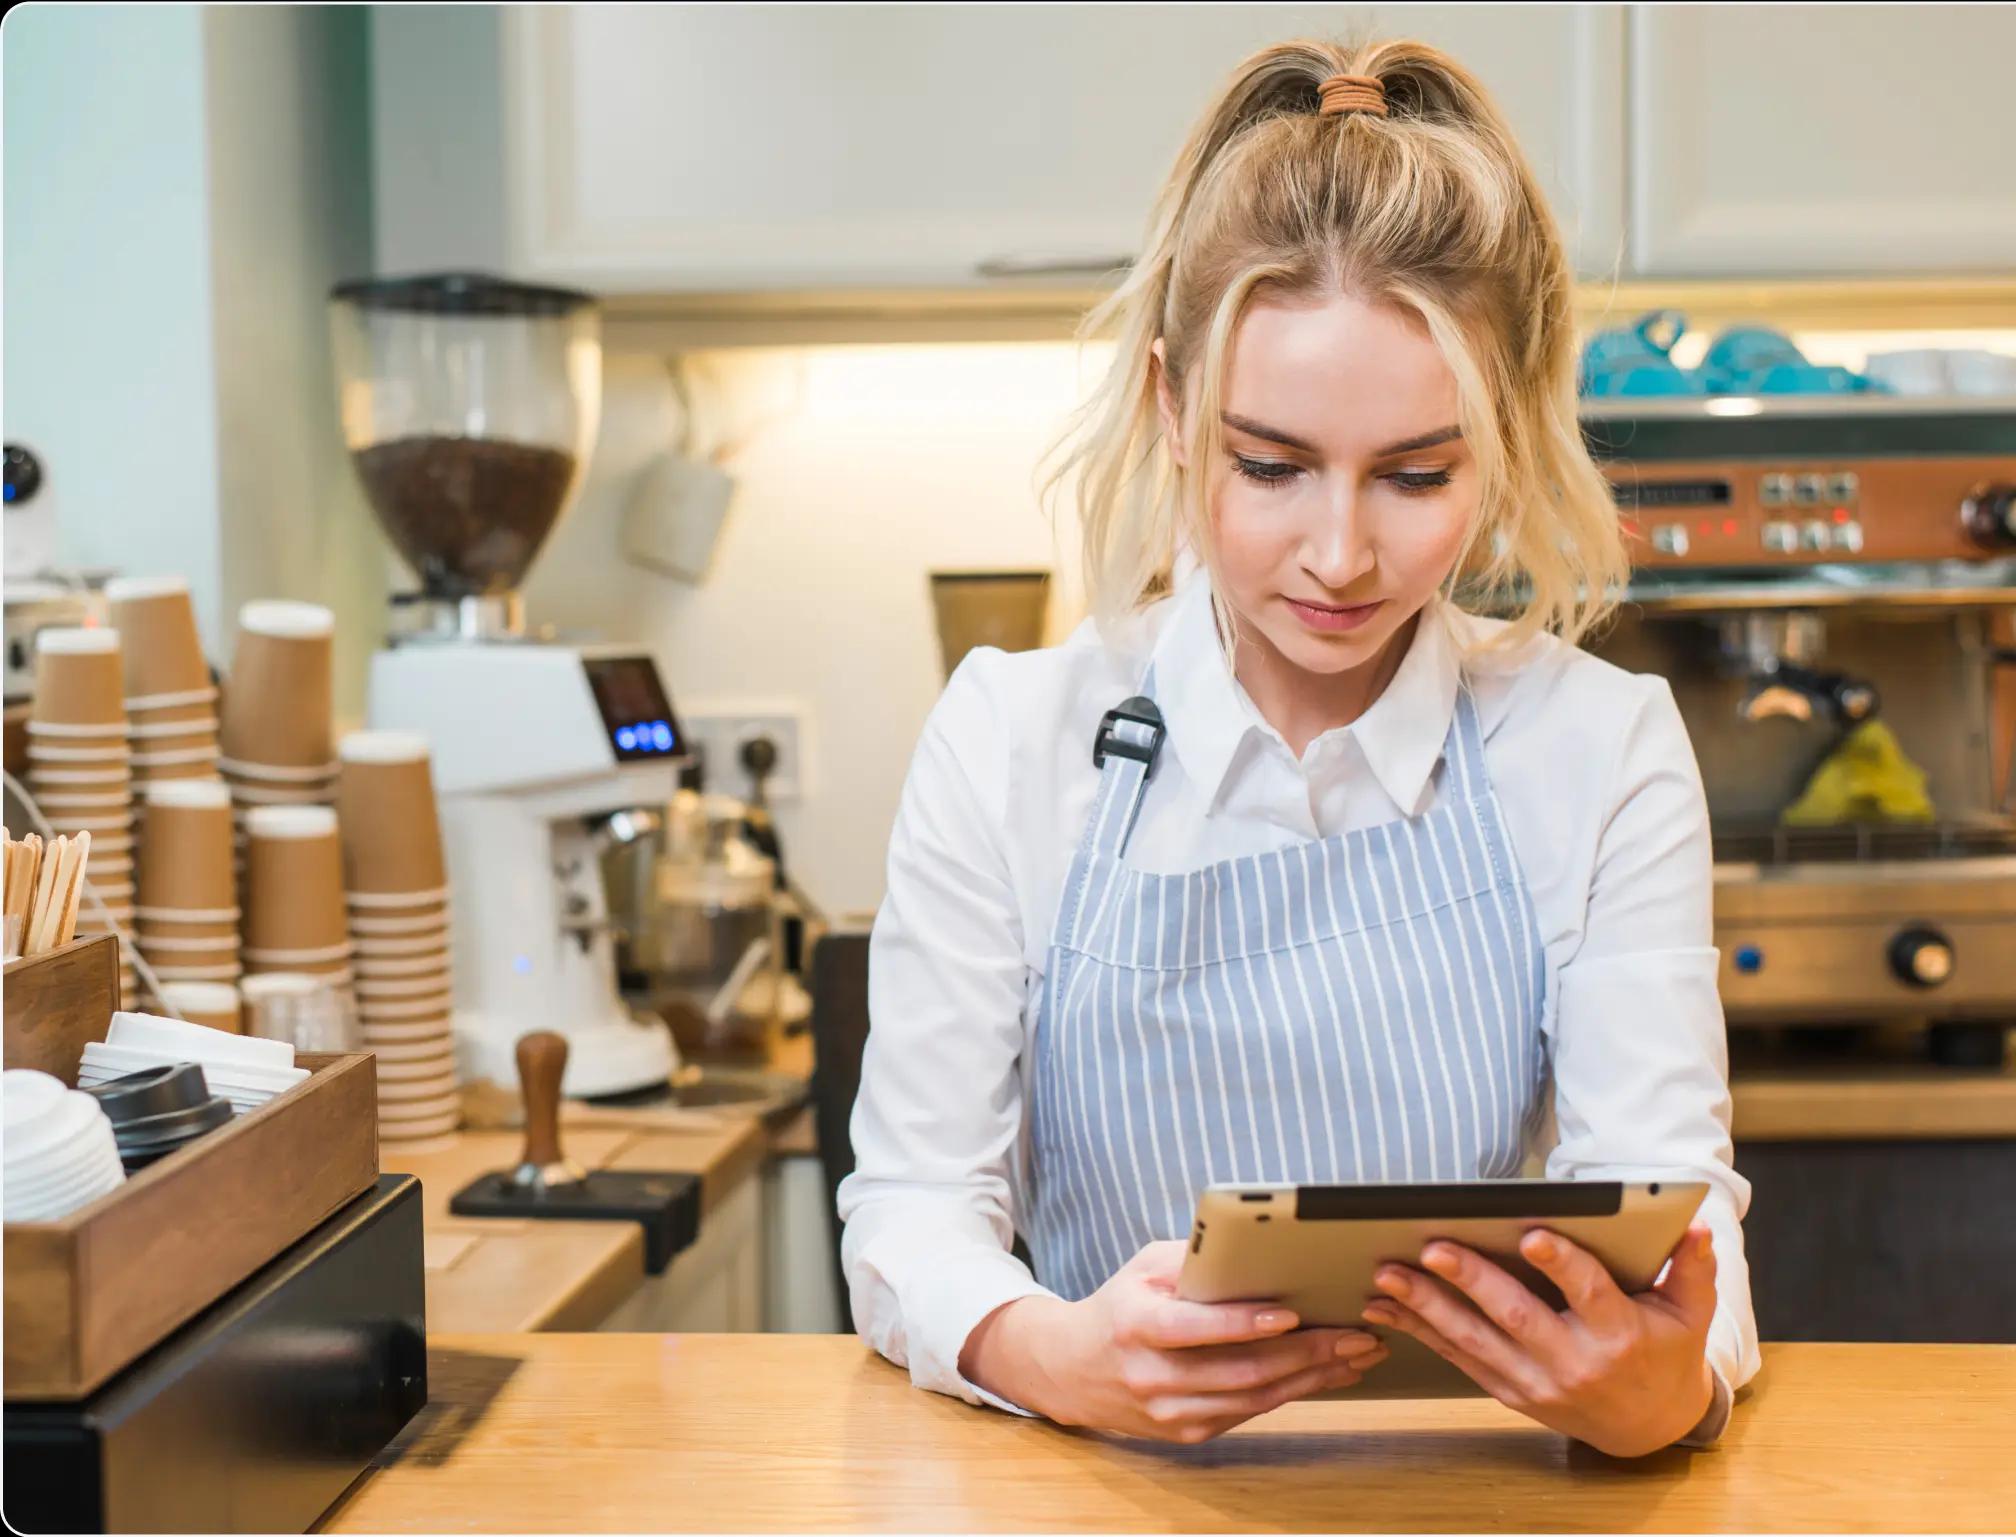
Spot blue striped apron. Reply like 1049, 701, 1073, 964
1022, 670, 1549, 1301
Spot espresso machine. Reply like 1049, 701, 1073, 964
1582, 395, 2016, 1065
332, 273, 684, 1096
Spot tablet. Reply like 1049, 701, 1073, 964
1177, 1179, 1706, 1399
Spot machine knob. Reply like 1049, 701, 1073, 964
1960, 484, 2016, 548
1888, 926, 1954, 989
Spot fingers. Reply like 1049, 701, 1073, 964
1518, 1228, 1637, 1334
1129, 1292, 1302, 1349
1127, 1239, 1193, 1285
1142, 1355, 1371, 1442
1370, 1263, 1544, 1396
1362, 1299, 1526, 1404
1652, 1225, 1719, 1330
1418, 1242, 1573, 1359
1134, 1328, 1385, 1396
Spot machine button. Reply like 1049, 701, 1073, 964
1960, 484, 2016, 549
1800, 520, 1832, 552
1733, 945, 1764, 975
1759, 473, 1791, 506
1793, 473, 1825, 505
1888, 926, 1954, 989
1833, 520, 1865, 553
1827, 470, 1859, 503
1650, 523, 1690, 557
1760, 520, 1798, 553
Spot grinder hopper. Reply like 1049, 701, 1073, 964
330, 272, 601, 637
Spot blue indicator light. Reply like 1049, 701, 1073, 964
615, 726, 637, 751
512, 954, 533, 975
1734, 945, 1764, 975
651, 722, 674, 751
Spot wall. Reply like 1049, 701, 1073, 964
2, 3, 385, 716
3, 4, 225, 623
523, 342, 1108, 920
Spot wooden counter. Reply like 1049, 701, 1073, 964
322, 1335, 2016, 1534
383, 1114, 767, 1334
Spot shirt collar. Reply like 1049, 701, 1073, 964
1147, 570, 1462, 818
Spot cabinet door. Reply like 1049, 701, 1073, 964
504, 4, 1624, 290
1628, 5, 2016, 277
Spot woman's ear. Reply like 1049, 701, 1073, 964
1151, 339, 1187, 470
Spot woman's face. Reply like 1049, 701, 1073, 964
1158, 291, 1479, 680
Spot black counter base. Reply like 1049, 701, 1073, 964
4, 1174, 427, 1535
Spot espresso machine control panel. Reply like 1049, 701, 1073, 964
1583, 400, 2016, 569
581, 651, 684, 764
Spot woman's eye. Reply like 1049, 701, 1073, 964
1231, 454, 1301, 487
1386, 469, 1454, 495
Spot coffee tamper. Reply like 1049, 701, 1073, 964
448, 1030, 703, 1272
505, 1031, 587, 1192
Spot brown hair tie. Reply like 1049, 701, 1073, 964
1318, 73, 1388, 118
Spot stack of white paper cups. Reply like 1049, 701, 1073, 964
219, 601, 337, 857
337, 730, 457, 1142
241, 806, 353, 995
26, 628, 138, 1003
108, 576, 222, 791
135, 780, 241, 1004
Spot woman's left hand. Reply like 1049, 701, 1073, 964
1362, 1224, 1718, 1458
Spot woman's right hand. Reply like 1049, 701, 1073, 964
959, 1240, 1387, 1443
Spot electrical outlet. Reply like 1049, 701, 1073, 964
679, 702, 808, 802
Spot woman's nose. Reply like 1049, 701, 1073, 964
1301, 496, 1375, 591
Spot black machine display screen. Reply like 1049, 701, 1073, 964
583, 654, 683, 762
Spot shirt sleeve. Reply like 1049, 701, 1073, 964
835, 652, 1056, 1408
1540, 673, 1763, 1443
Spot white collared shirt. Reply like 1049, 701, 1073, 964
839, 570, 1760, 1438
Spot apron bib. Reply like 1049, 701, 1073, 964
1022, 669, 1548, 1301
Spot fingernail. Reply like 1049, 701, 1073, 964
1349, 1346, 1389, 1368
1527, 1232, 1557, 1262
1422, 1244, 1456, 1273
1333, 1334, 1368, 1357
1361, 1304, 1393, 1326
1255, 1309, 1297, 1332
1376, 1267, 1411, 1299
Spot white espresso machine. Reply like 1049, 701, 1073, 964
331, 272, 682, 1096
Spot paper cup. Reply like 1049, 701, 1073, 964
149, 961, 245, 981
346, 908, 450, 937
127, 689, 220, 725
25, 719, 128, 740
219, 601, 334, 769
353, 929, 454, 957
377, 1108, 460, 1138
242, 805, 346, 952
107, 576, 212, 701
364, 1036, 454, 1063
138, 933, 240, 955
224, 781, 336, 807
357, 991, 455, 1021
376, 1068, 458, 1101
221, 757, 342, 784
155, 979, 244, 1034
128, 714, 220, 741
131, 743, 221, 768
335, 732, 447, 892
360, 1018, 454, 1042
353, 949, 450, 978
31, 629, 126, 727
353, 967, 450, 996
139, 782, 237, 912
45, 812, 136, 833
27, 741, 131, 764
135, 908, 240, 942
32, 790, 133, 810
375, 1056, 457, 1084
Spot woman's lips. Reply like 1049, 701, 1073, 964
1283, 595, 1385, 633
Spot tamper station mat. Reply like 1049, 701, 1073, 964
448, 1031, 699, 1272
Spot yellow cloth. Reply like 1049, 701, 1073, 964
1782, 720, 1935, 826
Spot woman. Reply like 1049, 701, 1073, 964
837, 38, 1760, 1457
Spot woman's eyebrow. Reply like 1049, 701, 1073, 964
1220, 412, 1464, 457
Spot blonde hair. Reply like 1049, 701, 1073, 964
1044, 37, 1626, 652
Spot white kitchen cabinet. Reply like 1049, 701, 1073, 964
376, 4, 1625, 288
1627, 5, 2016, 277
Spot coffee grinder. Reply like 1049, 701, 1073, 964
330, 273, 684, 1097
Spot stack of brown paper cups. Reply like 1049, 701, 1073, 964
108, 576, 222, 789
27, 627, 138, 1003
337, 729, 457, 1141
241, 805, 353, 994
220, 601, 338, 855
156, 979, 244, 1034
136, 779, 241, 996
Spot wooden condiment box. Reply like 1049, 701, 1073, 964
3, 935, 379, 1400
